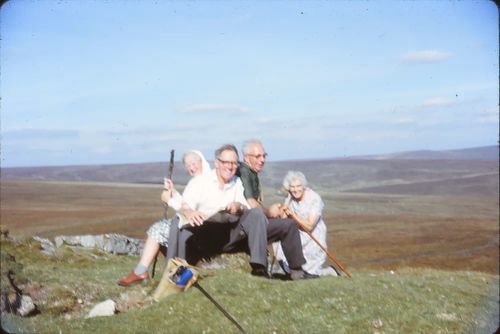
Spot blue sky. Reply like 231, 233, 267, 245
1, 0, 498, 167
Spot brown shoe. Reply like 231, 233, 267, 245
117, 271, 149, 287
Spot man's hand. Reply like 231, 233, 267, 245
184, 208, 207, 227
280, 205, 292, 218
268, 203, 282, 218
225, 202, 244, 215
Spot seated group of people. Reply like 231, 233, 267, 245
118, 139, 336, 286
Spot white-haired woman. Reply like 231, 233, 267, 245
118, 150, 210, 286
274, 171, 337, 276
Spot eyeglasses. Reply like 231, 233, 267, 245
217, 158, 239, 167
247, 153, 268, 159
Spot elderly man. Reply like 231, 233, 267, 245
166, 144, 309, 279
238, 139, 319, 279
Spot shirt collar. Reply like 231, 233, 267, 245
240, 161, 258, 176
209, 168, 238, 188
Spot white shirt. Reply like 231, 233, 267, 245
178, 169, 250, 227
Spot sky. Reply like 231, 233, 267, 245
1, 0, 498, 167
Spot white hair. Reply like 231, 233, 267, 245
242, 139, 263, 155
283, 171, 307, 190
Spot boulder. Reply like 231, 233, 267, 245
17, 295, 36, 317
33, 236, 57, 256
53, 234, 144, 256
86, 299, 116, 318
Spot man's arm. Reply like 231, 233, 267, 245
238, 166, 274, 215
179, 177, 207, 227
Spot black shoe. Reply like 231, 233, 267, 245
329, 265, 341, 276
251, 265, 271, 279
290, 270, 320, 281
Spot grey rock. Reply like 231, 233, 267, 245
54, 236, 64, 248
86, 299, 116, 318
78, 235, 98, 248
33, 236, 57, 255
103, 233, 143, 255
52, 234, 144, 256
17, 295, 36, 317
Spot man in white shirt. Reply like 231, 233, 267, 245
166, 144, 309, 279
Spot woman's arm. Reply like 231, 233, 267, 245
283, 206, 320, 232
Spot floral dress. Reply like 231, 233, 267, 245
274, 188, 334, 276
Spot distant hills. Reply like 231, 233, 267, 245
341, 145, 499, 161
1, 145, 498, 197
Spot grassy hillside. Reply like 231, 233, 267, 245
1, 237, 498, 334
1, 149, 498, 332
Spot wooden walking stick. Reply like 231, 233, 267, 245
284, 194, 352, 278
152, 150, 175, 278
163, 149, 175, 219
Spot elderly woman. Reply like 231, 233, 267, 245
118, 150, 210, 286
273, 171, 337, 276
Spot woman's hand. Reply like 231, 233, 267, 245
161, 188, 173, 203
163, 178, 176, 191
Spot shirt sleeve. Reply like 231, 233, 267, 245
239, 166, 259, 200
167, 192, 183, 211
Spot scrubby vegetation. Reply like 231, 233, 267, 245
1, 237, 498, 334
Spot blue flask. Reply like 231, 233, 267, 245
175, 267, 193, 287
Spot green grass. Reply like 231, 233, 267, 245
1, 238, 498, 334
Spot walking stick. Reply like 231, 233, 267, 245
285, 195, 352, 278
152, 150, 175, 278
193, 282, 248, 334
163, 149, 176, 219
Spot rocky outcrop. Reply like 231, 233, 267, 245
33, 236, 57, 256
34, 234, 144, 256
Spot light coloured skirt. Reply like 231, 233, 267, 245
146, 218, 172, 247
273, 220, 331, 276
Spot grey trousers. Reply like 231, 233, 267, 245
166, 208, 306, 269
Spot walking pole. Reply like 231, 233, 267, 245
152, 150, 175, 278
193, 282, 248, 334
285, 195, 352, 278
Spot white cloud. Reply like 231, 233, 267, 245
392, 117, 416, 125
179, 104, 251, 113
401, 50, 452, 64
478, 106, 499, 124
421, 97, 454, 108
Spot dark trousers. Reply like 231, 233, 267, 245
267, 217, 306, 269
166, 208, 305, 269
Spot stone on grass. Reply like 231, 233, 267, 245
86, 299, 116, 318
17, 295, 36, 317
372, 319, 383, 329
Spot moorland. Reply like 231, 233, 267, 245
0, 145, 499, 333
1, 145, 498, 274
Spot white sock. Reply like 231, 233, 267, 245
134, 263, 148, 275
